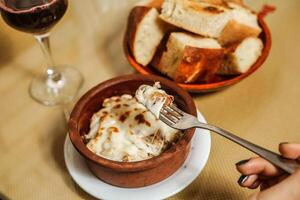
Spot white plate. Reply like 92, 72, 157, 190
64, 111, 211, 200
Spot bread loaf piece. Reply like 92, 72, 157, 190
160, 0, 228, 38
175, 46, 225, 83
218, 2, 261, 45
218, 37, 263, 75
159, 0, 261, 44
127, 6, 168, 66
153, 32, 224, 83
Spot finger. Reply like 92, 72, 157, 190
255, 169, 300, 200
279, 143, 300, 159
238, 174, 259, 188
236, 157, 282, 177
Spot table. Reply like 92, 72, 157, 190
0, 1, 299, 199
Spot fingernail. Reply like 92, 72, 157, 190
235, 159, 250, 166
238, 175, 249, 185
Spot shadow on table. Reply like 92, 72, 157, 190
0, 28, 39, 78
0, 191, 11, 200
0, 30, 14, 67
49, 112, 98, 200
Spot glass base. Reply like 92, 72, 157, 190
30, 66, 84, 106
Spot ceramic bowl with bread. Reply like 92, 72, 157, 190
124, 0, 273, 92
68, 74, 197, 188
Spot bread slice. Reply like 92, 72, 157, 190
218, 2, 261, 44
218, 37, 263, 75
159, 0, 261, 44
153, 32, 224, 83
219, 19, 261, 45
160, 0, 229, 38
126, 6, 168, 66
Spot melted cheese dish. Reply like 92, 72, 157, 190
85, 89, 180, 162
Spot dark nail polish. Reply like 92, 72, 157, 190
238, 175, 249, 185
250, 180, 261, 189
235, 159, 250, 166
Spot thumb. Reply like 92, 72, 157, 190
279, 143, 300, 159
249, 169, 300, 200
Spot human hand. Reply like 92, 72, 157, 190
235, 143, 300, 200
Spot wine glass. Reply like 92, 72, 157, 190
0, 0, 83, 106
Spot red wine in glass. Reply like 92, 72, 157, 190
1, 0, 68, 34
0, 0, 83, 106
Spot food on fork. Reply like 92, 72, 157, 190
125, 0, 265, 84
84, 83, 180, 162
135, 82, 174, 118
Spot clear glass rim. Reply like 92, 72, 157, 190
0, 0, 63, 14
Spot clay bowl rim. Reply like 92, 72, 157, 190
123, 13, 272, 92
68, 74, 197, 172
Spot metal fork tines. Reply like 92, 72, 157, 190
160, 104, 200, 130
159, 104, 300, 174
160, 104, 182, 125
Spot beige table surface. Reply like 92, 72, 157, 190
0, 0, 299, 199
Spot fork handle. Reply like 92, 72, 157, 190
198, 123, 300, 174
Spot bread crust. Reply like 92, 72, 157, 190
146, 0, 164, 9
175, 47, 225, 83
155, 46, 225, 84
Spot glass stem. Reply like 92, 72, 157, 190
35, 33, 62, 84
62, 105, 70, 122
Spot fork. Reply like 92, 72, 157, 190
160, 104, 300, 174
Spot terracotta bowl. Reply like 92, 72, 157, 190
123, 4, 273, 92
68, 74, 197, 188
